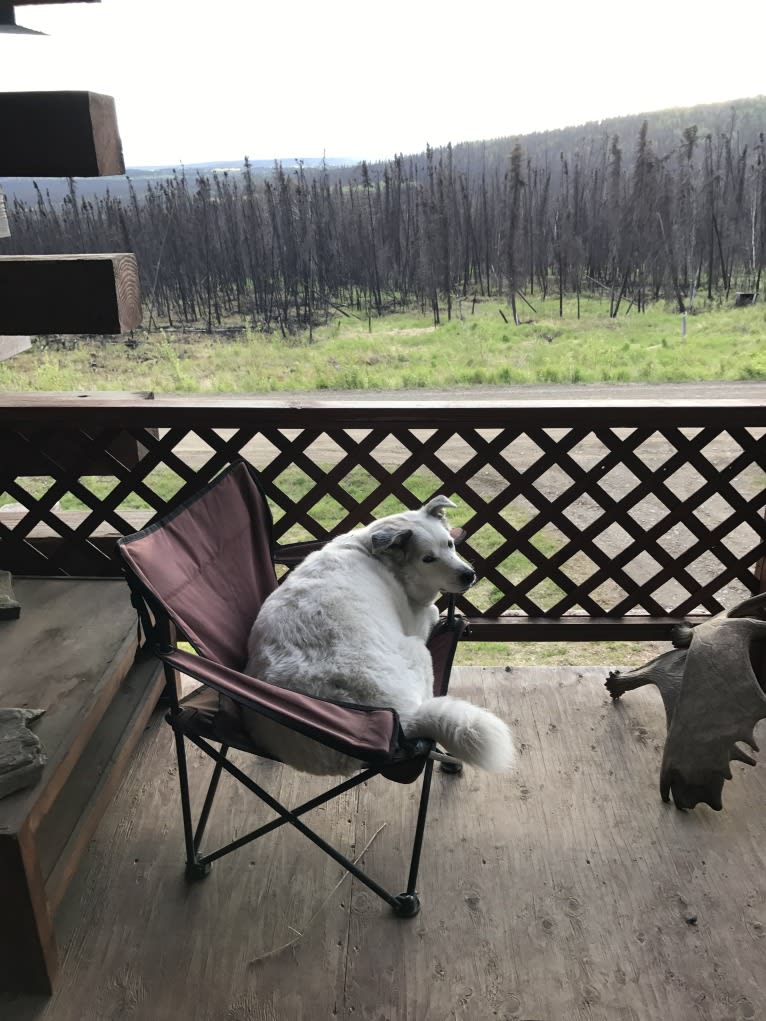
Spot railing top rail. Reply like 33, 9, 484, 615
2, 393, 766, 428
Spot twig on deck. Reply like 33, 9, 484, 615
248, 822, 388, 965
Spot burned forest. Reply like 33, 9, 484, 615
2, 103, 766, 333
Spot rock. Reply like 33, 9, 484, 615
0, 570, 20, 620
0, 708, 46, 799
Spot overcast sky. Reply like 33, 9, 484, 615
1, 0, 764, 167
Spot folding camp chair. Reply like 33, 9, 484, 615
117, 460, 466, 918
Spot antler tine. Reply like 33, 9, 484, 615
730, 745, 758, 767
726, 590, 766, 620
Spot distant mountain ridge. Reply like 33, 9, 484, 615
0, 156, 358, 204
1, 95, 763, 206
394, 94, 766, 179
128, 156, 356, 174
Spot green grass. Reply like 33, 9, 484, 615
2, 295, 766, 393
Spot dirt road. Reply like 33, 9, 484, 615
250, 379, 766, 404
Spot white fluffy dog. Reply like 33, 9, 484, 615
243, 496, 514, 776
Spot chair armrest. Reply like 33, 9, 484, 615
159, 647, 407, 763
427, 613, 467, 697
271, 538, 329, 567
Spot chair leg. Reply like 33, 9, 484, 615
178, 731, 438, 918
188, 734, 403, 911
392, 757, 436, 918
170, 719, 211, 881
193, 744, 229, 854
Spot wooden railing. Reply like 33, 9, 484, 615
1, 394, 765, 642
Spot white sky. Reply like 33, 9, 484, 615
1, 0, 764, 167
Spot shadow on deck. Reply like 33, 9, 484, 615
2, 664, 764, 1021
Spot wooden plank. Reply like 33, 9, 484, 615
345, 665, 766, 1021
0, 336, 31, 361
0, 575, 160, 995
1, 391, 156, 474
44, 723, 354, 1019
463, 615, 710, 641
3, 664, 765, 1017
0, 91, 124, 177
1, 394, 765, 429
39, 650, 164, 913
0, 822, 56, 994
0, 254, 141, 335
0, 542, 130, 578
0, 578, 139, 834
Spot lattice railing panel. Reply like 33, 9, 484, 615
1, 400, 765, 638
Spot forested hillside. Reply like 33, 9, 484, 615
2, 95, 765, 331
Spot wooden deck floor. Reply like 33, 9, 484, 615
2, 665, 765, 1021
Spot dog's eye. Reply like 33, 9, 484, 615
447, 539, 455, 549
422, 554, 436, 563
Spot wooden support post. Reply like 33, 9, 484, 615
0, 824, 57, 994
0, 254, 141, 334
0, 91, 124, 177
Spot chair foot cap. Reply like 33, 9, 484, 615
392, 893, 421, 918
185, 860, 212, 881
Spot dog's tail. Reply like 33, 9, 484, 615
403, 696, 514, 772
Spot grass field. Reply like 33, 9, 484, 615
2, 294, 765, 393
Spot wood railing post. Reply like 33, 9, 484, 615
0, 822, 57, 994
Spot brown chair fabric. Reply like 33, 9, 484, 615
119, 462, 278, 670
161, 646, 403, 762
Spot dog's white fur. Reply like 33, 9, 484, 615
243, 497, 514, 776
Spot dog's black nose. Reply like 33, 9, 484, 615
460, 568, 476, 588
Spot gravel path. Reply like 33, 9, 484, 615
250, 379, 766, 404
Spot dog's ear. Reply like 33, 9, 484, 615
423, 495, 456, 519
370, 527, 413, 556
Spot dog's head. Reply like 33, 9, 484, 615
367, 496, 476, 605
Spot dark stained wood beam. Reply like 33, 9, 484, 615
0, 824, 57, 994
0, 0, 100, 35
0, 91, 124, 176
0, 254, 141, 334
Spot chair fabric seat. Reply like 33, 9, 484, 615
175, 682, 432, 784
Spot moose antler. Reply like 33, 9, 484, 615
606, 592, 766, 811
